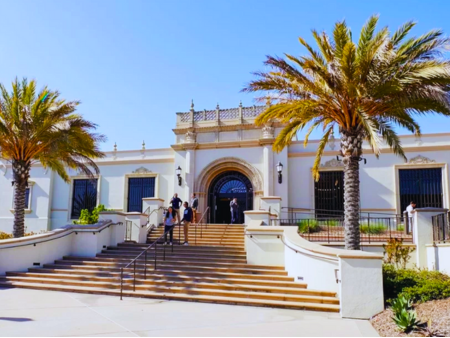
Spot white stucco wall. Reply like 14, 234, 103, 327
0, 132, 449, 233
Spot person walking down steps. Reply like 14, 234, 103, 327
230, 197, 239, 224
163, 206, 178, 245
180, 202, 193, 246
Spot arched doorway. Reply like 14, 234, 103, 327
208, 171, 253, 224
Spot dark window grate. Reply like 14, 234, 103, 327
314, 171, 344, 218
71, 179, 98, 218
399, 168, 443, 213
127, 177, 155, 213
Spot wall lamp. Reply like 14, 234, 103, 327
276, 162, 283, 184
176, 166, 182, 186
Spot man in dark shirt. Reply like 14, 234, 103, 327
180, 201, 193, 246
190, 193, 199, 222
170, 193, 183, 227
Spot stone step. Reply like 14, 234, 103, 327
95, 253, 247, 264
0, 280, 340, 313
25, 268, 299, 287
6, 272, 315, 294
98, 250, 247, 260
62, 256, 284, 270
0, 276, 338, 305
114, 244, 246, 253
51, 260, 289, 276
38, 265, 296, 282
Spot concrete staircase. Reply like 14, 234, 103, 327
0, 223, 340, 312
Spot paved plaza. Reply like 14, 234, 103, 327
0, 287, 378, 337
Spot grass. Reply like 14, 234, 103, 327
360, 224, 386, 234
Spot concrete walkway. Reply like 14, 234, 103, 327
0, 288, 378, 337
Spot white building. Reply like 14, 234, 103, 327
0, 103, 449, 233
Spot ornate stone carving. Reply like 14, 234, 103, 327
132, 167, 152, 174
320, 158, 343, 167
408, 155, 436, 164
112, 142, 117, 160
262, 124, 275, 139
184, 131, 197, 143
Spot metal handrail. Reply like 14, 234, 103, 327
145, 206, 167, 233
119, 221, 179, 300
194, 207, 210, 246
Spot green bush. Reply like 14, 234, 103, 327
73, 204, 110, 225
360, 224, 386, 234
297, 220, 321, 233
383, 264, 450, 303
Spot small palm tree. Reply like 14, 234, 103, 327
243, 16, 450, 250
0, 78, 105, 238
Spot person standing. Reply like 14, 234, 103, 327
180, 202, 193, 246
163, 206, 177, 245
230, 197, 239, 224
405, 201, 416, 233
170, 193, 183, 227
190, 193, 198, 223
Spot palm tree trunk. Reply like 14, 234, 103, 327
341, 132, 363, 250
12, 160, 31, 238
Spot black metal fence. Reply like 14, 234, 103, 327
432, 212, 450, 244
271, 216, 413, 243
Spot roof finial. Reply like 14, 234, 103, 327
239, 100, 242, 108
216, 103, 220, 110
142, 140, 145, 150
190, 99, 194, 110
266, 96, 272, 106
113, 142, 117, 151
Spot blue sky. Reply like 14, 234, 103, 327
1, 0, 449, 151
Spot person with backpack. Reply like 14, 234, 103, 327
180, 201, 193, 246
163, 206, 178, 245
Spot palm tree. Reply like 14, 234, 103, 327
0, 78, 105, 238
243, 16, 450, 250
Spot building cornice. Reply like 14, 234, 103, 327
288, 145, 450, 158
172, 121, 285, 135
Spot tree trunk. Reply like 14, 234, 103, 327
12, 160, 31, 238
340, 131, 363, 250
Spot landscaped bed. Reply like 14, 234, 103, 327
371, 298, 450, 337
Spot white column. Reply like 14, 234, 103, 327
413, 208, 448, 268
263, 145, 273, 197
185, 148, 195, 203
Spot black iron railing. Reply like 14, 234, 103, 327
271, 216, 413, 243
119, 224, 180, 300
432, 212, 450, 244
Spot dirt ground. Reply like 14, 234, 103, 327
371, 298, 450, 337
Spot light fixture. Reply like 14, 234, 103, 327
276, 162, 283, 184
176, 166, 182, 186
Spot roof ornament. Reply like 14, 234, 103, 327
190, 99, 194, 111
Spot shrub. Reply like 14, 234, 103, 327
360, 224, 386, 234
297, 220, 321, 233
383, 238, 414, 269
73, 204, 109, 225
383, 264, 450, 303
0, 230, 45, 240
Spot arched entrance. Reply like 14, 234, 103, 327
208, 171, 253, 224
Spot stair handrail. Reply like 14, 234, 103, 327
119, 220, 179, 300
145, 206, 167, 233
194, 207, 210, 246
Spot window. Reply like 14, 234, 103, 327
314, 171, 344, 218
10, 182, 34, 214
127, 177, 155, 212
399, 168, 443, 212
71, 179, 98, 218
